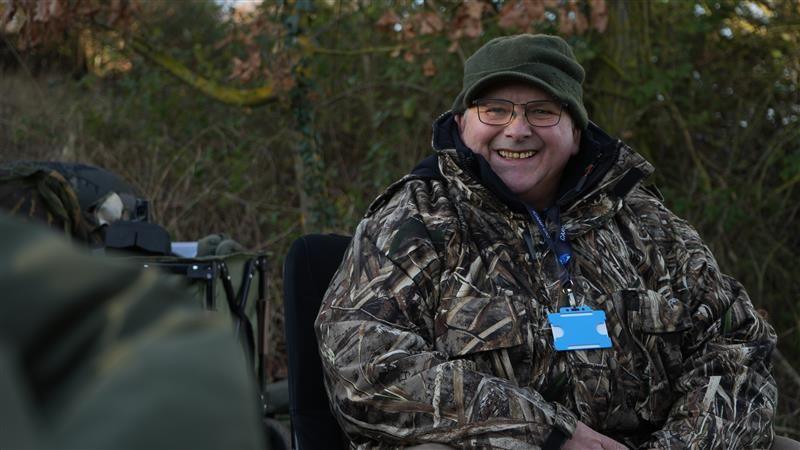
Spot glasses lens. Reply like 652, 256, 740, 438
524, 101, 562, 127
475, 100, 513, 125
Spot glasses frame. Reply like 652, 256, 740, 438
471, 99, 568, 128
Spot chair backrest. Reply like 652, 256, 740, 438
283, 234, 351, 450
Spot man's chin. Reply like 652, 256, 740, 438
505, 182, 536, 198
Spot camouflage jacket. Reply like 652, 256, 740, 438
316, 115, 777, 449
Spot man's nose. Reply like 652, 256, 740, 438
505, 106, 532, 139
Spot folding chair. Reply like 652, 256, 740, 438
283, 234, 351, 450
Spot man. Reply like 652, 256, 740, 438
316, 34, 778, 449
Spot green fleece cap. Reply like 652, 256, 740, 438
451, 34, 588, 130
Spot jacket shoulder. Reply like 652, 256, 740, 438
359, 175, 455, 258
625, 185, 668, 215
365, 174, 449, 219
624, 186, 714, 256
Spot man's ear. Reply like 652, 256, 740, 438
571, 126, 581, 155
454, 113, 465, 133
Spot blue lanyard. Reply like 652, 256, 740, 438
528, 207, 578, 306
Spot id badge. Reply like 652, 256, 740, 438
547, 306, 612, 351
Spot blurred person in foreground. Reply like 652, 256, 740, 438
315, 34, 782, 449
0, 213, 265, 450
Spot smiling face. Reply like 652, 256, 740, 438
455, 82, 581, 210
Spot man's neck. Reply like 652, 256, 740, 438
521, 184, 558, 212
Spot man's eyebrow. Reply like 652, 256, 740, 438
479, 97, 557, 103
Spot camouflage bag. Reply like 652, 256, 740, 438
0, 161, 148, 246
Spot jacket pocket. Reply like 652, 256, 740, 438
623, 289, 692, 334
435, 295, 526, 356
617, 289, 692, 423
584, 289, 692, 428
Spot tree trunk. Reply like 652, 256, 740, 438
587, 0, 651, 137
286, 0, 328, 232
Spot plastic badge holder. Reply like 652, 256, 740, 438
547, 306, 612, 351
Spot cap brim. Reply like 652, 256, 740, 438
462, 72, 565, 108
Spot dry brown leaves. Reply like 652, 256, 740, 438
263, 51, 298, 92
496, 0, 607, 36
375, 0, 609, 67
229, 51, 262, 84
375, 7, 446, 66
375, 9, 402, 32
375, 2, 489, 67
376, 9, 444, 38
498, 0, 546, 32
449, 1, 491, 41
558, 1, 589, 36
211, 11, 297, 90
590, 0, 609, 33
1, 0, 136, 49
33, 0, 63, 22
422, 57, 436, 77
226, 45, 296, 90
418, 11, 444, 36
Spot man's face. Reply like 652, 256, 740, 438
455, 82, 581, 209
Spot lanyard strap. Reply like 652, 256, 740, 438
528, 207, 578, 306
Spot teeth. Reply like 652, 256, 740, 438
498, 150, 536, 159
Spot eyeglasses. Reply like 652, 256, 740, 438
471, 99, 567, 127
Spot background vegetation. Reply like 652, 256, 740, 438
2, 0, 799, 435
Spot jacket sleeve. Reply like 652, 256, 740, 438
633, 192, 777, 449
315, 187, 578, 449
